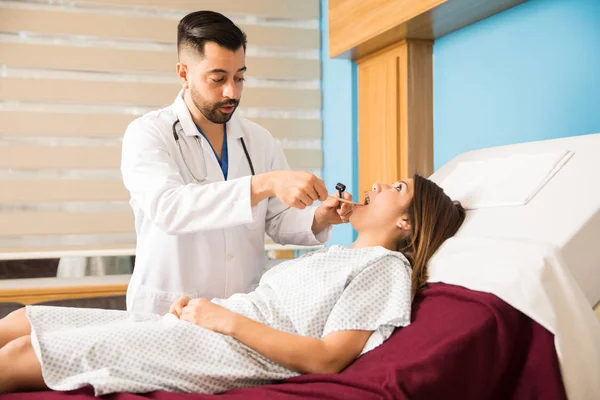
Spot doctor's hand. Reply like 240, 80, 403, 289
312, 192, 354, 233
180, 298, 237, 336
169, 295, 191, 318
253, 171, 328, 209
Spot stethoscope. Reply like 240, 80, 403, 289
172, 119, 255, 183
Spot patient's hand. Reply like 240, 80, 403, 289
169, 295, 191, 318
180, 298, 236, 335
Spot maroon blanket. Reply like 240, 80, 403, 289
1, 283, 566, 400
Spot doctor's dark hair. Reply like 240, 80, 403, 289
398, 174, 466, 300
177, 11, 247, 57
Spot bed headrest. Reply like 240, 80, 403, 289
430, 133, 600, 306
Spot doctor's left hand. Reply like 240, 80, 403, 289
180, 298, 236, 335
314, 191, 354, 226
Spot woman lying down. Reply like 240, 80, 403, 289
0, 174, 465, 396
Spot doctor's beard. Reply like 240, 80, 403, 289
191, 87, 239, 124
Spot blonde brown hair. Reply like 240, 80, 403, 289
398, 174, 466, 300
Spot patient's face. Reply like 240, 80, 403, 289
350, 179, 414, 232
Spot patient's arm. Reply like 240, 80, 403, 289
228, 315, 372, 374
180, 298, 372, 374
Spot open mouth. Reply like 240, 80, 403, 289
363, 194, 371, 205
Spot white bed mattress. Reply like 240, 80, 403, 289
430, 133, 600, 307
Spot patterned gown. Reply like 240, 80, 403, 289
26, 245, 413, 395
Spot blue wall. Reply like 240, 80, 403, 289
434, 0, 600, 170
320, 0, 358, 245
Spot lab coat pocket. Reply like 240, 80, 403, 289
132, 284, 195, 316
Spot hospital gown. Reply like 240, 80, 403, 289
26, 245, 413, 395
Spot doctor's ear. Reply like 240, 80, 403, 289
176, 63, 189, 89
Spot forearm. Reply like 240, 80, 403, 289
265, 206, 328, 246
311, 218, 330, 236
228, 314, 336, 374
311, 207, 331, 236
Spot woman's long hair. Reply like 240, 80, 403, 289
398, 174, 466, 300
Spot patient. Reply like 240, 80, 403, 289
0, 174, 465, 396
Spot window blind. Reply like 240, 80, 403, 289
0, 0, 322, 258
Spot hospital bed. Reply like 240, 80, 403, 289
427, 132, 600, 399
2, 134, 600, 400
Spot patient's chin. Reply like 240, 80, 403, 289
348, 211, 363, 228
348, 213, 357, 225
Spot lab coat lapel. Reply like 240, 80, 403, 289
226, 115, 246, 179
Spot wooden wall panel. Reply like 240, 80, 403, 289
329, 0, 443, 57
357, 40, 432, 199
399, 40, 433, 179
329, 0, 526, 58
357, 44, 401, 198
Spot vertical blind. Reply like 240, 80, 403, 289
0, 0, 322, 258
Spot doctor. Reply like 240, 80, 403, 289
121, 11, 353, 315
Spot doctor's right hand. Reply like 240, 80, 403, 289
169, 295, 191, 318
264, 171, 328, 209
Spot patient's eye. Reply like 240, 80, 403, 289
394, 182, 403, 192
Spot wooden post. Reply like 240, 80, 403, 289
356, 40, 433, 198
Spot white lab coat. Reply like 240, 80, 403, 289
121, 91, 330, 315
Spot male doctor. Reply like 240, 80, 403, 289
121, 11, 352, 315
